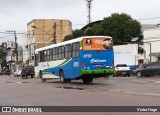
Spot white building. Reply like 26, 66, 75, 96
143, 27, 160, 62
113, 27, 160, 67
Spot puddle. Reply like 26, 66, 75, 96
74, 87, 84, 90
63, 86, 74, 89
17, 82, 30, 84
21, 82, 30, 83
5, 81, 14, 83
5, 81, 30, 84
54, 86, 62, 88
54, 86, 84, 90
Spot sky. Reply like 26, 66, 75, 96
0, 0, 160, 45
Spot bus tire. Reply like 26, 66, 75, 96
39, 71, 46, 83
60, 70, 65, 83
82, 76, 93, 84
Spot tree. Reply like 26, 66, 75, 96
0, 48, 7, 70
63, 29, 84, 41
95, 13, 141, 45
63, 13, 141, 45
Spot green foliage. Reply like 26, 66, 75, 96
0, 48, 7, 69
63, 13, 141, 45
99, 13, 141, 45
63, 29, 84, 41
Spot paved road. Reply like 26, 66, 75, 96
0, 75, 160, 115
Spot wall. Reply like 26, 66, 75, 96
143, 28, 160, 62
27, 19, 72, 49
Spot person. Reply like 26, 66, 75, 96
86, 38, 92, 45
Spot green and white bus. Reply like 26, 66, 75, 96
34, 36, 115, 83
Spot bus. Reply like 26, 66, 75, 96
34, 36, 115, 83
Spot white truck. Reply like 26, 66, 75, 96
113, 64, 131, 77
113, 50, 134, 77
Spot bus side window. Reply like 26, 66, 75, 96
49, 49, 53, 61
35, 54, 38, 66
46, 49, 50, 62
72, 42, 80, 58
38, 51, 41, 63
40, 51, 43, 62
62, 46, 65, 60
44, 50, 46, 62
41, 50, 46, 62
52, 47, 57, 61
65, 44, 72, 59
57, 46, 62, 60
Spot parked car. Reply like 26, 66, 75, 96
0, 71, 3, 75
14, 68, 23, 77
134, 61, 160, 77
113, 64, 131, 77
3, 69, 11, 76
21, 66, 35, 79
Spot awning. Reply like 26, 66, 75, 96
149, 52, 160, 57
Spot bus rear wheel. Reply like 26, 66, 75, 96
60, 70, 66, 83
39, 71, 46, 83
82, 76, 93, 84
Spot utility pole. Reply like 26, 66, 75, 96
53, 22, 57, 44
86, 0, 93, 24
6, 31, 18, 63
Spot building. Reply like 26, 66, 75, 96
27, 19, 72, 66
6, 41, 16, 74
113, 26, 160, 68
143, 27, 160, 62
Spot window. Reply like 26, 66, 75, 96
46, 49, 53, 62
46, 49, 50, 61
35, 54, 38, 66
41, 50, 46, 62
38, 51, 41, 62
72, 42, 80, 58
61, 46, 65, 59
57, 46, 65, 60
52, 47, 57, 61
57, 46, 62, 60
65, 44, 72, 59
44, 50, 46, 62
49, 49, 53, 61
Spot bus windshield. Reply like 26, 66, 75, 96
82, 38, 113, 50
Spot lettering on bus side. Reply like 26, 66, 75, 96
83, 54, 92, 58
91, 59, 107, 63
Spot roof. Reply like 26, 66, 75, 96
81, 20, 102, 30
35, 36, 112, 53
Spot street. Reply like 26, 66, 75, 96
0, 75, 160, 114
0, 75, 160, 115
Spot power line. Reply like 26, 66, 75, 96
139, 17, 160, 21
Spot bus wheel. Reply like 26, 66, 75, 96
39, 71, 46, 83
82, 76, 93, 84
60, 70, 65, 83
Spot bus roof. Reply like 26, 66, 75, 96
35, 36, 112, 52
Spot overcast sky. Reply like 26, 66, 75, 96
1, 0, 160, 44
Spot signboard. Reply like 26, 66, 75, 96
82, 38, 112, 50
